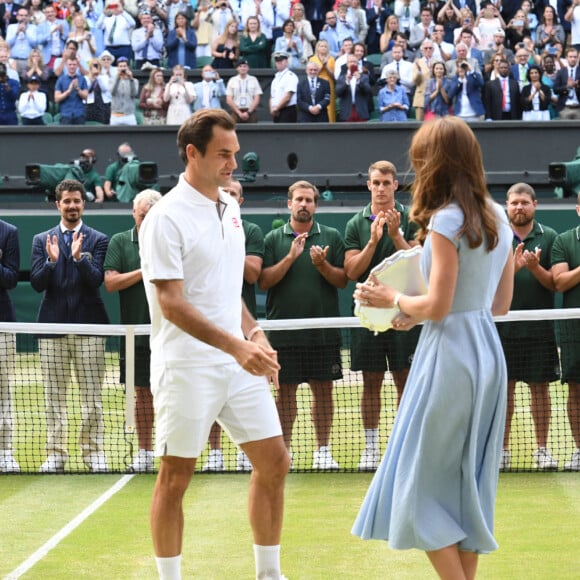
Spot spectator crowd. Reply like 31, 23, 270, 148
2, 0, 580, 124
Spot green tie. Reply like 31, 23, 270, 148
108, 16, 117, 45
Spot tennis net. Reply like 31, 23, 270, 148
1, 310, 578, 474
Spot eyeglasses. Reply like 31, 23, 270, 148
423, 46, 434, 50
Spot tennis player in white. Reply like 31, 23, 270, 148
139, 109, 290, 580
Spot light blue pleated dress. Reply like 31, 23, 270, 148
352, 202, 512, 554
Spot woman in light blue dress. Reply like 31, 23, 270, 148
352, 117, 514, 579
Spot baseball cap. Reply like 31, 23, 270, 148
273, 51, 289, 60
237, 57, 249, 66
117, 56, 129, 63
28, 74, 41, 83
494, 28, 505, 37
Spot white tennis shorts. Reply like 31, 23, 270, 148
151, 362, 282, 458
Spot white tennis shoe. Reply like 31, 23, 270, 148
533, 447, 558, 470
202, 449, 225, 472
0, 450, 20, 473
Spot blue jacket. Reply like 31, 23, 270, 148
449, 71, 485, 117
0, 219, 19, 323
30, 223, 109, 324
166, 28, 197, 70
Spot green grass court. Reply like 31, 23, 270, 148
1, 472, 579, 579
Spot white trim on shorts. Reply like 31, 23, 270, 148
151, 362, 282, 458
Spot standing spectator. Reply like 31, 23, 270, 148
412, 38, 434, 121
104, 189, 162, 473
96, 0, 136, 63
53, 39, 89, 79
31, 179, 110, 473
131, 9, 163, 69
551, 192, 580, 471
36, 4, 69, 69
163, 64, 195, 125
349, 0, 369, 45
139, 109, 289, 580
483, 28, 515, 76
445, 41, 481, 78
54, 56, 89, 124
239, 15, 269, 69
475, 1, 506, 50
202, 178, 265, 473
205, 0, 238, 46
0, 218, 20, 473
305, 0, 333, 39
98, 49, 117, 81
553, 47, 580, 120
505, 8, 531, 51
68, 13, 97, 68
85, 56, 112, 124
484, 58, 521, 119
535, 5, 565, 53
425, 60, 452, 118
166, 12, 198, 70
259, 180, 347, 470
449, 59, 485, 121
309, 39, 336, 122
270, 0, 292, 44
109, 55, 138, 125
136, 0, 169, 36
166, 0, 194, 32
0, 0, 22, 39
365, 0, 390, 55
226, 57, 262, 123
394, 0, 420, 39
319, 11, 341, 57
333, 36, 354, 81
193, 64, 226, 111
379, 15, 400, 55
336, 52, 372, 121
191, 0, 213, 58
211, 18, 239, 69
511, 46, 531, 90
352, 117, 514, 578
21, 48, 50, 98
274, 18, 303, 69
17, 73, 47, 124
6, 6, 37, 77
344, 160, 419, 470
520, 64, 552, 120
431, 22, 454, 62
296, 60, 331, 122
408, 5, 434, 51
0, 42, 21, 85
292, 3, 316, 65
497, 183, 559, 472
377, 70, 409, 121
0, 62, 20, 125
138, 67, 167, 125
437, 0, 462, 45
565, 0, 580, 51
270, 50, 298, 122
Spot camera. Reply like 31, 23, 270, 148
72, 157, 92, 172
115, 159, 159, 202
25, 163, 86, 199
513, 20, 524, 27
549, 146, 580, 198
118, 153, 136, 165
238, 152, 259, 183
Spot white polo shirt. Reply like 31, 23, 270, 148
140, 174, 245, 367
270, 67, 298, 108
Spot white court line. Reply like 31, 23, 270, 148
5, 474, 135, 580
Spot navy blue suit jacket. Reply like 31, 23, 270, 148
0, 219, 19, 323
297, 77, 331, 122
553, 66, 580, 111
336, 72, 372, 121
30, 223, 109, 324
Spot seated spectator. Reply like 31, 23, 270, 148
166, 12, 197, 70
274, 19, 303, 70
193, 64, 226, 111
379, 15, 399, 54
226, 57, 262, 123
520, 64, 552, 120
163, 64, 195, 125
54, 56, 89, 124
448, 59, 485, 121
424, 60, 453, 119
377, 70, 409, 121
138, 67, 167, 125
239, 16, 269, 69
85, 57, 112, 124
535, 5, 565, 54
109, 56, 138, 125
131, 9, 164, 69
336, 53, 372, 121
292, 3, 316, 65
18, 74, 47, 125
211, 19, 239, 69
310, 39, 336, 122
68, 13, 97, 69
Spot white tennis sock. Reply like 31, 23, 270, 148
364, 429, 379, 451
155, 555, 182, 579
254, 544, 281, 578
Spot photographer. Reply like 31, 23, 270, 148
77, 148, 105, 202
0, 63, 19, 125
163, 64, 195, 125
448, 59, 485, 121
192, 64, 226, 111
104, 142, 135, 201
96, 0, 136, 63
109, 56, 138, 125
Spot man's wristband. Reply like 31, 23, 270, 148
246, 326, 264, 341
